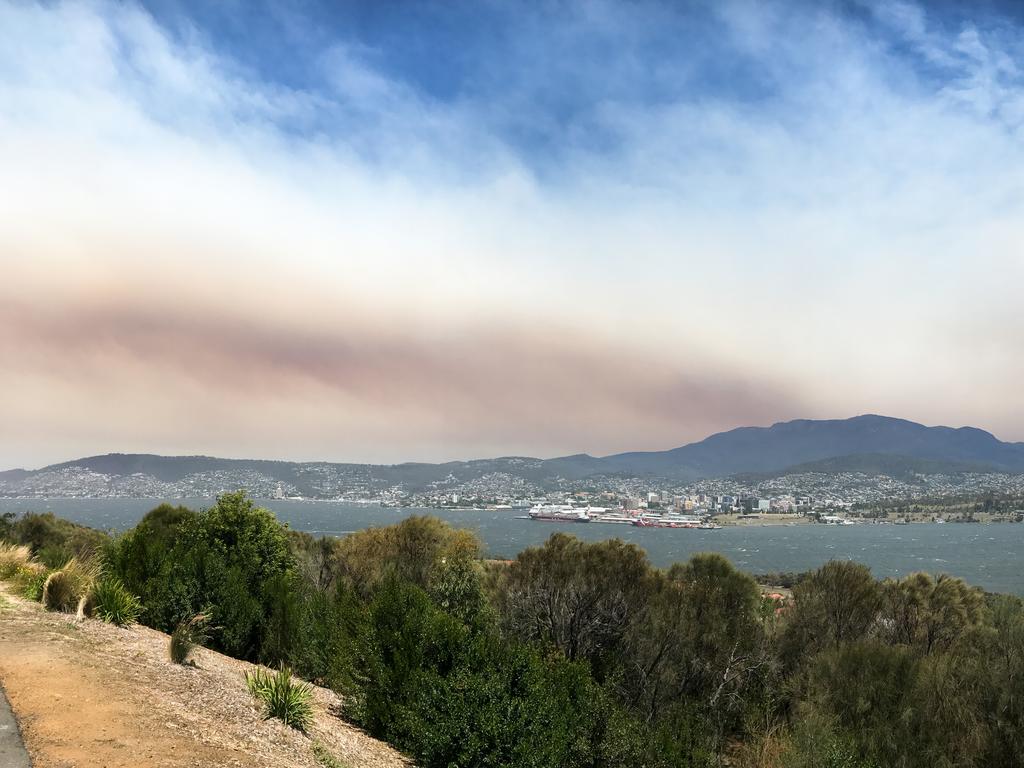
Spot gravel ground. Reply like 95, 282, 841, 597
0, 584, 411, 768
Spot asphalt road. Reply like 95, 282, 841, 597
0, 685, 30, 768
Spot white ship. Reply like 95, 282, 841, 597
528, 504, 592, 523
589, 512, 637, 525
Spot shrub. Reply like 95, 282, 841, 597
110, 492, 295, 661
106, 503, 197, 629
246, 666, 314, 731
0, 542, 33, 579
9, 513, 110, 568
41, 557, 100, 613
334, 516, 482, 598
1, 544, 49, 601
92, 577, 143, 627
14, 566, 49, 601
258, 571, 303, 666
169, 613, 210, 665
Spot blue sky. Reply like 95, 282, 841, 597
1, 0, 1023, 466
128, 0, 1024, 165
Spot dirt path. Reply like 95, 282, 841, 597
0, 586, 410, 768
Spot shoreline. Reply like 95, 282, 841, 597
3, 497, 1019, 527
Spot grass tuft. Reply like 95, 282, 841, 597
91, 577, 142, 627
76, 591, 97, 620
41, 557, 100, 613
0, 543, 34, 579
0, 542, 50, 600
169, 612, 210, 665
42, 570, 76, 612
246, 666, 315, 732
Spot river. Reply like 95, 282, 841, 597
3, 497, 1023, 594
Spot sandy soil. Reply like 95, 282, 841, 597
0, 586, 410, 768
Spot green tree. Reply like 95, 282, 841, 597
802, 641, 917, 765
335, 515, 481, 598
669, 554, 773, 740
495, 533, 652, 673
783, 561, 882, 662
110, 492, 295, 661
352, 575, 658, 768
908, 650, 989, 767
981, 595, 1024, 764
107, 503, 196, 628
879, 573, 984, 653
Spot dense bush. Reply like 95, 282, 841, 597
495, 533, 652, 672
348, 575, 660, 768
328, 515, 481, 597
17, 501, 1024, 768
106, 503, 196, 628
109, 492, 294, 661
5, 512, 110, 568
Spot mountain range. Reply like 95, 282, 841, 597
3, 415, 1024, 497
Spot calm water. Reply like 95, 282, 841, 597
4, 498, 1023, 594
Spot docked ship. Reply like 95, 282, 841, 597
633, 517, 697, 528
589, 513, 637, 525
528, 504, 592, 523
633, 514, 719, 529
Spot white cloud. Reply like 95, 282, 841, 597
1, 0, 1023, 466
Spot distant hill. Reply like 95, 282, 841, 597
42, 454, 312, 483
3, 415, 1023, 496
732, 452, 1002, 483
597, 415, 1024, 479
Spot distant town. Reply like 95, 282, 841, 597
3, 462, 1023, 524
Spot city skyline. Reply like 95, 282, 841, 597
3, 0, 1024, 468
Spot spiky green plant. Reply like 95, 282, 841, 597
41, 557, 100, 613
246, 666, 315, 731
169, 613, 210, 665
91, 577, 142, 627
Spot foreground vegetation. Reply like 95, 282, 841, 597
3, 495, 1023, 767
